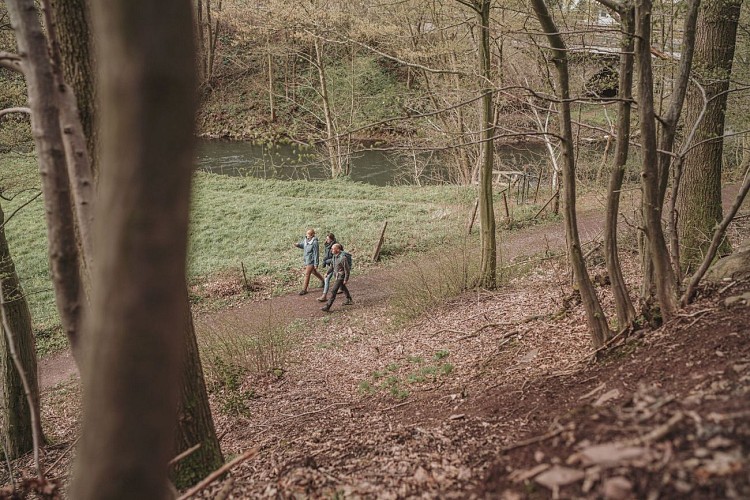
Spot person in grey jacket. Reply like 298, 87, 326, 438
321, 243, 353, 312
318, 232, 340, 302
294, 228, 324, 295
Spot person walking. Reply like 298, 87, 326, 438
318, 232, 339, 302
294, 228, 324, 295
321, 243, 353, 312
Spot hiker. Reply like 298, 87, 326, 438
321, 243, 353, 312
294, 228, 324, 295
318, 232, 339, 303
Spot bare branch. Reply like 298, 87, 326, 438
0, 107, 31, 119
0, 191, 42, 230
0, 51, 23, 73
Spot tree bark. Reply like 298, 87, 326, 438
531, 0, 611, 347
172, 297, 224, 488
6, 0, 85, 355
676, 0, 742, 273
48, 0, 98, 174
0, 203, 42, 460
635, 0, 680, 319
70, 0, 197, 497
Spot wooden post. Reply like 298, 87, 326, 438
466, 198, 479, 235
372, 220, 388, 263
240, 261, 250, 291
502, 192, 510, 220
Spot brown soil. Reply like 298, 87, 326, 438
22, 189, 749, 499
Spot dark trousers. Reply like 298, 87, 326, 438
326, 278, 351, 307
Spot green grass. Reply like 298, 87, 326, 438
1, 154, 474, 354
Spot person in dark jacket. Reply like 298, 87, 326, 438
294, 228, 324, 295
321, 243, 353, 312
318, 232, 339, 302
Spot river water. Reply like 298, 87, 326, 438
196, 140, 546, 186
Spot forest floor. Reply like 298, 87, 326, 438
18, 189, 750, 499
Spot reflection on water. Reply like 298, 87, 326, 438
196, 140, 547, 186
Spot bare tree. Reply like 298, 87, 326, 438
596, 0, 637, 329
70, 0, 198, 497
531, 0, 611, 347
635, 0, 680, 319
457, 0, 497, 288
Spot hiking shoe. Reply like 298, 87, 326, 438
321, 305, 330, 312
344, 298, 353, 306
317, 295, 327, 302
298, 290, 308, 296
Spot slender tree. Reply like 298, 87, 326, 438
531, 0, 611, 347
676, 0, 743, 273
457, 0, 497, 288
596, 0, 637, 329
70, 0, 198, 497
635, 0, 680, 319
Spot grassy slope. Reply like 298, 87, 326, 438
2, 156, 475, 349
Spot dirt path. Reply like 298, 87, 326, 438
37, 207, 604, 391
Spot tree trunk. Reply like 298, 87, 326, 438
635, 0, 680, 319
0, 203, 42, 460
70, 0, 197, 497
604, 5, 636, 329
314, 38, 342, 178
48, 0, 98, 174
676, 0, 742, 273
477, 0, 497, 289
531, 0, 611, 347
172, 296, 224, 488
6, 0, 85, 355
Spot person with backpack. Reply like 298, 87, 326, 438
317, 233, 339, 303
321, 243, 353, 312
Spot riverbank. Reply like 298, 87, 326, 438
2, 155, 484, 354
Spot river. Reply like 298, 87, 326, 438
196, 140, 547, 187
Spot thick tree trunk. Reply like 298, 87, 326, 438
635, 0, 680, 319
531, 0, 611, 347
676, 0, 742, 273
172, 297, 224, 488
477, 0, 497, 289
0, 204, 42, 460
70, 0, 197, 497
48, 0, 98, 174
604, 5, 636, 329
6, 0, 85, 355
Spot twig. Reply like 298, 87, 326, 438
457, 322, 503, 341
279, 402, 349, 420
169, 443, 201, 466
0, 281, 44, 481
501, 424, 567, 453
625, 412, 684, 446
1, 438, 14, 490
214, 477, 235, 500
379, 400, 412, 412
47, 435, 81, 473
177, 447, 259, 500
